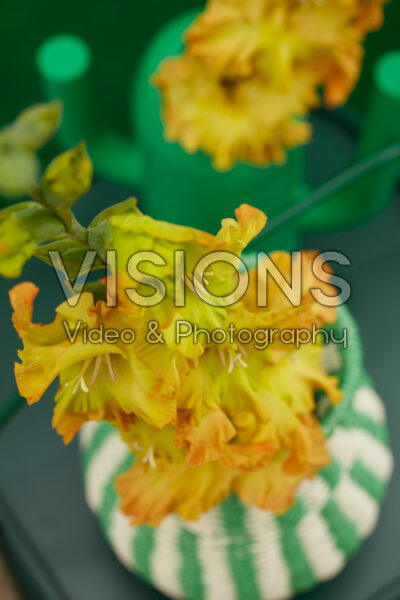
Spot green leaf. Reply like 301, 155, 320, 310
83, 281, 107, 303
88, 197, 139, 259
88, 197, 139, 229
87, 220, 110, 260
14, 202, 66, 243
35, 238, 104, 280
0, 201, 66, 278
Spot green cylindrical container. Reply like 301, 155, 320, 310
36, 35, 143, 187
355, 51, 400, 215
300, 51, 400, 232
36, 34, 94, 148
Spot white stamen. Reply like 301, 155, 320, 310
142, 445, 157, 469
65, 358, 91, 388
89, 356, 102, 389
72, 378, 81, 395
80, 377, 89, 393
218, 349, 226, 369
237, 355, 248, 369
106, 354, 117, 383
227, 352, 248, 374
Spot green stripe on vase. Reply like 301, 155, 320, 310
133, 525, 156, 583
277, 500, 316, 592
350, 460, 387, 503
343, 410, 389, 444
177, 527, 204, 600
99, 453, 134, 538
81, 423, 113, 480
319, 461, 342, 490
221, 495, 261, 600
321, 498, 360, 557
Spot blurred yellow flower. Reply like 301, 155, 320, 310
10, 283, 180, 442
186, 0, 309, 82
155, 55, 316, 170
187, 0, 386, 101
155, 0, 388, 168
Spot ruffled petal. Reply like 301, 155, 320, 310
116, 457, 235, 525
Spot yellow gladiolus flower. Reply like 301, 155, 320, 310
111, 243, 341, 523
165, 339, 340, 509
9, 203, 344, 523
187, 0, 387, 104
155, 0, 388, 168
105, 201, 267, 357
116, 405, 330, 525
154, 55, 316, 170
106, 201, 266, 288
187, 0, 309, 82
10, 283, 180, 441
116, 449, 236, 525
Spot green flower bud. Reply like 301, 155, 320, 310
0, 101, 62, 199
41, 141, 93, 209
11, 100, 62, 150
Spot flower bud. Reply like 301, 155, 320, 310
41, 141, 93, 209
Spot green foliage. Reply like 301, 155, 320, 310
35, 238, 104, 280
0, 202, 66, 278
88, 198, 138, 260
0, 102, 115, 282
6, 202, 66, 243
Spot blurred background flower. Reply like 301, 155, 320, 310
155, 0, 390, 169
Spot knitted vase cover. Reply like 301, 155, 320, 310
80, 306, 393, 600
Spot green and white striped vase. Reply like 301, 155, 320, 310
80, 305, 393, 600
